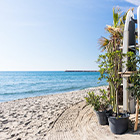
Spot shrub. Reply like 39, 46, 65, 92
85, 89, 111, 111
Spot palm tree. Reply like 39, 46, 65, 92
98, 7, 130, 52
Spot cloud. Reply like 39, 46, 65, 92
124, 0, 140, 6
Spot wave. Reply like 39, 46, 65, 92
0, 89, 50, 95
0, 83, 108, 97
2, 81, 50, 87
52, 85, 85, 93
0, 85, 87, 96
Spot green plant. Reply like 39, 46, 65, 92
127, 51, 140, 100
127, 51, 140, 131
128, 73, 140, 99
85, 89, 112, 111
97, 8, 129, 115
97, 49, 125, 115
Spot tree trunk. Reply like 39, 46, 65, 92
134, 98, 139, 131
116, 89, 119, 116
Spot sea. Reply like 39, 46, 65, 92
0, 71, 108, 102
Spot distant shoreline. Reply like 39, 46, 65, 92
65, 70, 99, 72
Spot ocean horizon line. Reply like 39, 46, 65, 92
0, 70, 99, 72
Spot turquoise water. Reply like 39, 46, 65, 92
0, 71, 108, 102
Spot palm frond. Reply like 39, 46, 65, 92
113, 7, 121, 28
98, 37, 109, 51
98, 7, 131, 52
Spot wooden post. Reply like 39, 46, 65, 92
134, 98, 139, 131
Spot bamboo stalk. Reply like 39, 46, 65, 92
134, 98, 139, 131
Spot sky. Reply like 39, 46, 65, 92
0, 0, 139, 71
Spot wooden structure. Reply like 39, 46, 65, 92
122, 10, 136, 113
121, 6, 140, 131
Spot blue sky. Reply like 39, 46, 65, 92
0, 0, 139, 71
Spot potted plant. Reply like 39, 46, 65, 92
97, 49, 129, 134
96, 8, 132, 134
85, 89, 112, 125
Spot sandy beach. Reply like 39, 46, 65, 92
0, 86, 140, 140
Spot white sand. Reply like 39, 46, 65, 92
0, 86, 140, 140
